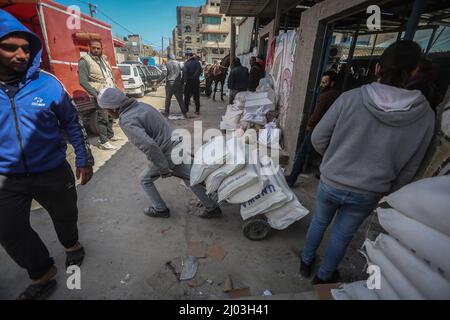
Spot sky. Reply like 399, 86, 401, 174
56, 0, 207, 50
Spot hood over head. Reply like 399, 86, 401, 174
98, 87, 135, 111
361, 82, 430, 127
0, 9, 43, 81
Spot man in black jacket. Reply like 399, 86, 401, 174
248, 56, 264, 92
227, 58, 249, 104
183, 53, 202, 115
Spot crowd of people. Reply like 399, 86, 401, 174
0, 8, 440, 299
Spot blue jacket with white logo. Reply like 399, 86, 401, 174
0, 10, 94, 174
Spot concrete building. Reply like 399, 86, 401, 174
126, 34, 143, 57
200, 0, 231, 63
174, 6, 203, 60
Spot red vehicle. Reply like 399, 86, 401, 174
1, 0, 124, 133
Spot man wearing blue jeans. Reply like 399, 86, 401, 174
301, 40, 435, 284
97, 87, 222, 219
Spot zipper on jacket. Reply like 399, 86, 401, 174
9, 97, 30, 174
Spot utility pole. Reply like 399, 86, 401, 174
161, 36, 163, 65
88, 2, 97, 17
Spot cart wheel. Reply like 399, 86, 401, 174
242, 217, 271, 241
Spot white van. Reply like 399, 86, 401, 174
118, 63, 146, 97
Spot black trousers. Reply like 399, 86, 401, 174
97, 108, 114, 144
184, 79, 200, 112
165, 80, 187, 114
0, 161, 79, 280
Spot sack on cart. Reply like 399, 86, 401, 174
217, 163, 264, 203
240, 168, 293, 220
205, 137, 246, 194
190, 136, 229, 186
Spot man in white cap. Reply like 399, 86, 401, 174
96, 87, 222, 218
164, 53, 187, 117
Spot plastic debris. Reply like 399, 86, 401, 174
263, 289, 273, 296
180, 256, 198, 281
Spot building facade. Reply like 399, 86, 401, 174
200, 0, 230, 63
174, 6, 203, 60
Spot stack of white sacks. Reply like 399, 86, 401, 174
220, 77, 276, 130
190, 135, 309, 230
331, 176, 450, 300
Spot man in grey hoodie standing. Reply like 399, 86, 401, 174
299, 40, 435, 284
164, 54, 187, 118
96, 87, 222, 219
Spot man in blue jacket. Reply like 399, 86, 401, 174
0, 10, 94, 299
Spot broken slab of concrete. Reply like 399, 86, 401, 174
188, 241, 207, 258
223, 275, 233, 292
180, 256, 198, 281
207, 244, 227, 261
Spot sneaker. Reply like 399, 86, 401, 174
98, 141, 117, 150
195, 111, 200, 115
300, 255, 315, 278
312, 270, 340, 285
143, 207, 170, 218
109, 136, 122, 142
199, 207, 222, 219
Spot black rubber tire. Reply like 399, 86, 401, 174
242, 216, 271, 241
137, 85, 145, 98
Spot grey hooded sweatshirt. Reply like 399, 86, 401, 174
97, 88, 176, 174
311, 82, 435, 195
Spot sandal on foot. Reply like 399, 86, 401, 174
65, 247, 85, 268
17, 280, 57, 300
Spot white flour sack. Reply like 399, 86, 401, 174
374, 234, 450, 299
258, 122, 281, 150
385, 176, 450, 237
217, 164, 263, 203
364, 238, 425, 300
240, 181, 289, 220
376, 273, 401, 300
222, 104, 244, 129
205, 164, 245, 195
240, 162, 293, 220
190, 136, 229, 186
205, 137, 246, 195
264, 197, 309, 230
377, 208, 450, 280
331, 281, 379, 300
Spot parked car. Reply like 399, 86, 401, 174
118, 64, 146, 98
147, 65, 165, 89
157, 64, 167, 78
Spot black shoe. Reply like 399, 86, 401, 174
312, 270, 340, 285
144, 207, 170, 218
199, 207, 222, 219
65, 246, 85, 268
300, 256, 315, 278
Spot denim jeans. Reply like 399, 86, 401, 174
286, 131, 313, 185
140, 163, 218, 212
301, 180, 380, 280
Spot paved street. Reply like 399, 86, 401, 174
0, 87, 378, 300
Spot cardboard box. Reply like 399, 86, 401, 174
314, 283, 343, 300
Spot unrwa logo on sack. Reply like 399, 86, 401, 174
242, 184, 277, 208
